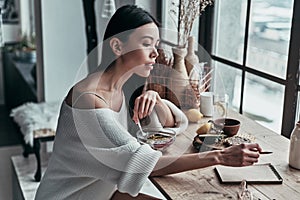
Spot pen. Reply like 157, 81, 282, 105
259, 151, 273, 154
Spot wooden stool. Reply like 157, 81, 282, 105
23, 129, 55, 181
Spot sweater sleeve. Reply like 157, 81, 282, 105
142, 99, 188, 135
70, 109, 162, 197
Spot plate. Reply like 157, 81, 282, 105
193, 133, 255, 151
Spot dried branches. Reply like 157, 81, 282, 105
170, 0, 214, 46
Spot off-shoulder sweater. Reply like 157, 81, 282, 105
34, 96, 188, 200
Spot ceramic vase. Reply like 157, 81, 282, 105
168, 47, 190, 108
185, 36, 199, 76
289, 121, 300, 169
172, 47, 189, 79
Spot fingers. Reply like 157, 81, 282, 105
241, 143, 261, 166
132, 102, 139, 124
132, 91, 158, 122
246, 143, 263, 152
138, 96, 146, 119
148, 100, 156, 115
242, 154, 260, 166
137, 96, 154, 118
222, 143, 261, 167
143, 98, 151, 117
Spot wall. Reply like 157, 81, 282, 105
37, 0, 157, 103
39, 0, 140, 103
40, 0, 87, 102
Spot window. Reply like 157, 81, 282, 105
212, 0, 246, 64
247, 0, 293, 79
161, 0, 199, 46
243, 73, 284, 131
209, 0, 299, 136
214, 62, 242, 112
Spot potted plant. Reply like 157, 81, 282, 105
170, 0, 214, 47
14, 33, 36, 62
167, 0, 214, 109
169, 0, 214, 76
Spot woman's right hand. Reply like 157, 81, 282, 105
132, 90, 160, 124
218, 143, 262, 167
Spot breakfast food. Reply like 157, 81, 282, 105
222, 135, 254, 147
147, 133, 172, 140
137, 129, 176, 151
196, 122, 212, 134
186, 109, 203, 123
192, 133, 255, 150
146, 133, 175, 150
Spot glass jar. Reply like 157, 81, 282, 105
289, 121, 300, 169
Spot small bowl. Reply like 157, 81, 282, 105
136, 128, 176, 151
214, 118, 241, 137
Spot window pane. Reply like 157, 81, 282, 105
213, 62, 242, 112
212, 0, 247, 64
161, 0, 199, 45
247, 0, 294, 79
244, 73, 284, 133
162, 0, 179, 44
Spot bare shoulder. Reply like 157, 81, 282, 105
65, 88, 109, 109
65, 74, 109, 109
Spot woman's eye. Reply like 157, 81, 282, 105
143, 43, 151, 47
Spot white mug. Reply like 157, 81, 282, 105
200, 92, 213, 116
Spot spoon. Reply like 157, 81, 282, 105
137, 120, 146, 136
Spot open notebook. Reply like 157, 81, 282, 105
215, 163, 283, 184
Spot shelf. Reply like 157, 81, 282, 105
2, 50, 37, 109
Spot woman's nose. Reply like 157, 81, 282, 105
150, 47, 159, 58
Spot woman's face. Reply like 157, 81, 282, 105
120, 22, 160, 77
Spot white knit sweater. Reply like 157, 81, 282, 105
35, 97, 188, 200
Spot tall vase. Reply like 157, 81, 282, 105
172, 47, 189, 79
168, 47, 190, 108
185, 36, 199, 76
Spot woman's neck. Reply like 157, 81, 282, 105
100, 63, 133, 92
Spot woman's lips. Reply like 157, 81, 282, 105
145, 64, 153, 70
145, 63, 154, 70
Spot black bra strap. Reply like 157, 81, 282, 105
74, 92, 109, 106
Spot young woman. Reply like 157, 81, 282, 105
35, 5, 262, 200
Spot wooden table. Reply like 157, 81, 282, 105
151, 110, 300, 200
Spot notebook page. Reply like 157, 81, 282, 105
215, 163, 282, 183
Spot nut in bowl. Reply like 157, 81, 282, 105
136, 128, 176, 151
213, 118, 241, 137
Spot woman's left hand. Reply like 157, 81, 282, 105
219, 143, 262, 167
132, 90, 161, 124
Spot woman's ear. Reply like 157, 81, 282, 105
110, 38, 123, 56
